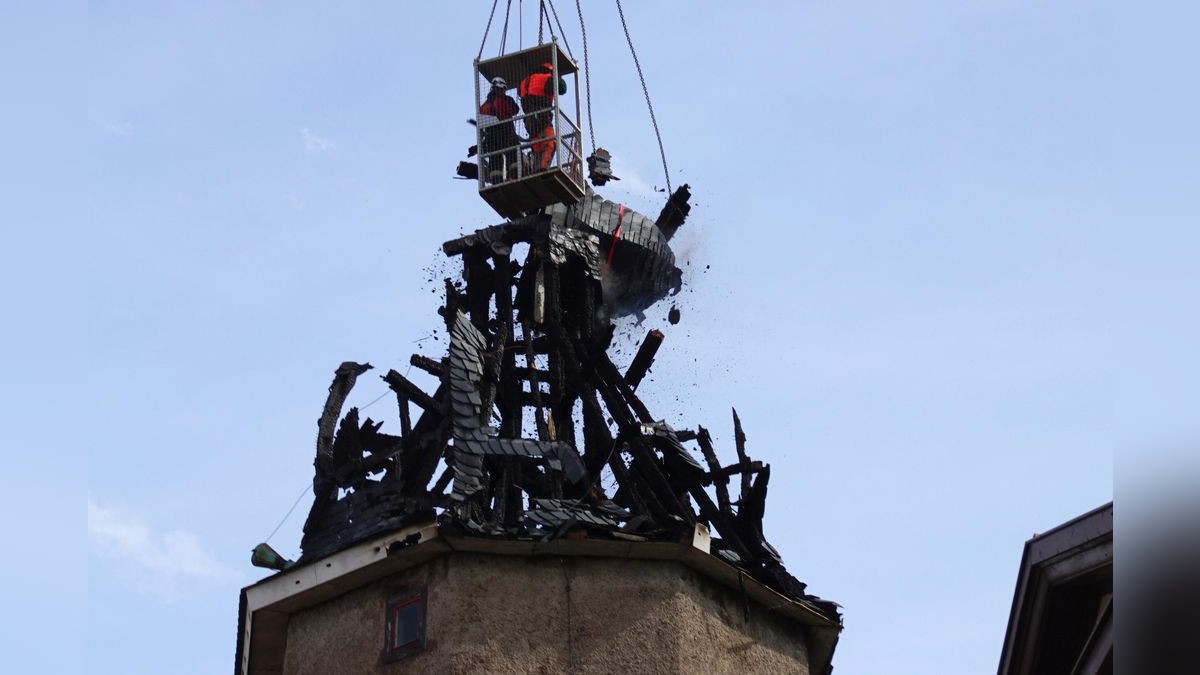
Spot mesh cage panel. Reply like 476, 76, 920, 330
475, 42, 585, 215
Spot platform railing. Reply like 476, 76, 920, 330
477, 109, 584, 190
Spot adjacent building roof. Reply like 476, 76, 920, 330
997, 502, 1112, 675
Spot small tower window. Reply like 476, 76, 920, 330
383, 587, 427, 662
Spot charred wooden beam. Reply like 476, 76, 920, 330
383, 369, 438, 414
591, 358, 694, 523
732, 408, 752, 499
329, 408, 362, 485
401, 383, 451, 494
409, 354, 445, 378
358, 419, 397, 455
607, 447, 671, 526
438, 278, 466, 333
396, 392, 412, 438
430, 463, 453, 496
493, 251, 525, 527
695, 426, 732, 515
351, 439, 404, 478
316, 362, 373, 471
702, 459, 764, 486
441, 218, 542, 257
624, 329, 664, 390
655, 183, 691, 241
688, 482, 752, 561
514, 366, 552, 382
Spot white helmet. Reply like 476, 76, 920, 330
490, 76, 507, 89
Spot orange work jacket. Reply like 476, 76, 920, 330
519, 72, 555, 100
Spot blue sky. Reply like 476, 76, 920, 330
72, 2, 1195, 673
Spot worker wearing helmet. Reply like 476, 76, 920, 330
530, 119, 557, 172
478, 76, 520, 182
518, 62, 567, 136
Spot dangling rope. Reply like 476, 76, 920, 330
615, 0, 671, 193
477, 0, 501, 60
575, 0, 596, 154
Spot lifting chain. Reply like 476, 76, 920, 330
615, 0, 671, 194
575, 0, 596, 155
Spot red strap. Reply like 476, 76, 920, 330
606, 204, 625, 267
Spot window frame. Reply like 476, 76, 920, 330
382, 586, 428, 662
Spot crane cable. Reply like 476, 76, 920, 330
545, 0, 574, 56
499, 0, 513, 55
574, 0, 596, 155
477, 0, 501, 60
615, 0, 672, 193
538, 0, 546, 44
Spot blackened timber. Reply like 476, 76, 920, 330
732, 408, 752, 499
493, 253, 521, 438
351, 439, 404, 478
625, 329, 664, 389
358, 418, 396, 455
316, 362, 373, 471
515, 366, 552, 382
329, 407, 361, 468
441, 217, 542, 257
696, 426, 732, 515
383, 369, 438, 414
550, 394, 578, 455
440, 278, 465, 330
687, 482, 751, 561
596, 353, 655, 423
430, 464, 453, 496
592, 364, 694, 523
607, 446, 673, 526
521, 320, 549, 441
702, 460, 763, 486
493, 251, 524, 526
580, 388, 616, 479
542, 261, 568, 418
409, 354, 445, 378
655, 183, 691, 241
394, 392, 412, 438
462, 250, 493, 349
401, 383, 451, 494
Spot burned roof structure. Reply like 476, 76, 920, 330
297, 185, 841, 636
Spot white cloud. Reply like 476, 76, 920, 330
88, 498, 241, 601
285, 191, 305, 210
301, 127, 335, 153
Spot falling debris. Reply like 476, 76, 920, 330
296, 185, 840, 624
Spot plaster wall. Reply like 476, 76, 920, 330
281, 553, 809, 674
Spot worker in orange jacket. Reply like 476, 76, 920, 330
518, 62, 567, 136
530, 121, 556, 171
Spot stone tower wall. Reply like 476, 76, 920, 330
281, 553, 809, 674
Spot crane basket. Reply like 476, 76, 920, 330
474, 40, 585, 219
